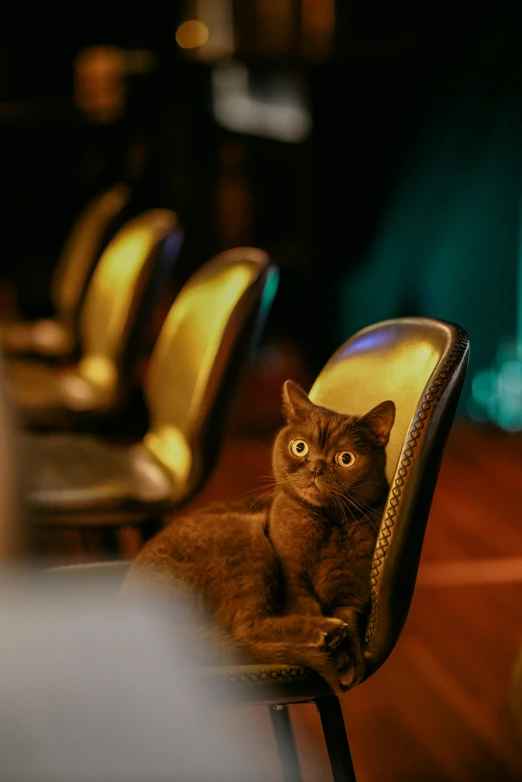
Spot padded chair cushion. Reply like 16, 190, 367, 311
199, 663, 331, 705
5, 360, 111, 429
22, 434, 174, 519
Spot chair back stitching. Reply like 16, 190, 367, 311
364, 327, 469, 644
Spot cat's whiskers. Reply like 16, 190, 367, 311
351, 478, 386, 490
327, 485, 381, 532
331, 493, 349, 527
343, 501, 361, 528
247, 488, 275, 507
246, 446, 273, 472
237, 483, 277, 500
241, 475, 298, 509
243, 475, 293, 494
328, 486, 361, 528
248, 496, 270, 511
349, 488, 385, 518
343, 492, 382, 532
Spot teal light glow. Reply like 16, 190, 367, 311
250, 266, 280, 349
335, 68, 522, 426
470, 188, 522, 431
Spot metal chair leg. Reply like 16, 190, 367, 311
315, 695, 357, 782
93, 528, 122, 560
138, 516, 164, 546
269, 704, 303, 782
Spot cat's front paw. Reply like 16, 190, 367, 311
310, 618, 349, 650
325, 620, 350, 651
336, 649, 365, 689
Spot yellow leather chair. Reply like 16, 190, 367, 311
2, 183, 131, 360
22, 247, 278, 548
5, 208, 183, 431
37, 316, 468, 782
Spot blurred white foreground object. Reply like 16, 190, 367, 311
0, 571, 273, 782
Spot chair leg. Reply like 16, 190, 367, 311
269, 704, 303, 782
94, 528, 123, 560
315, 695, 357, 782
138, 516, 164, 546
77, 528, 122, 561
79, 530, 92, 557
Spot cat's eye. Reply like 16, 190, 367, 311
289, 439, 309, 457
335, 450, 356, 467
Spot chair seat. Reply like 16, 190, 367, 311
5, 360, 109, 429
42, 561, 331, 704
199, 663, 331, 706
22, 434, 175, 522
1, 319, 73, 358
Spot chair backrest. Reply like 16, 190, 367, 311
309, 317, 469, 677
75, 209, 183, 410
141, 247, 278, 504
51, 183, 131, 330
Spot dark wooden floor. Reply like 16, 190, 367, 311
34, 348, 522, 782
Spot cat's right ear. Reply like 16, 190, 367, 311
359, 400, 396, 447
282, 380, 312, 420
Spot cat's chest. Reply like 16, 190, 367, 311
308, 526, 359, 571
308, 525, 375, 604
287, 522, 368, 580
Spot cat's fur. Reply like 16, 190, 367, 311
122, 380, 395, 692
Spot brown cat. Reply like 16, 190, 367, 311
122, 380, 395, 693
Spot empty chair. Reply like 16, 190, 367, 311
1, 183, 131, 360
5, 208, 183, 431
22, 247, 278, 546
35, 316, 468, 782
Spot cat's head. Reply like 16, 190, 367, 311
272, 380, 395, 515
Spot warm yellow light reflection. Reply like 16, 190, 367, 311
310, 340, 441, 482
53, 185, 131, 318
146, 264, 253, 426
81, 228, 153, 358
77, 354, 117, 392
176, 20, 210, 49
100, 231, 152, 289
144, 427, 192, 490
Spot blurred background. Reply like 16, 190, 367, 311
6, 0, 522, 423
2, 1, 522, 780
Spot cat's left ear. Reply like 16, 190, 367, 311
359, 400, 396, 447
282, 380, 313, 420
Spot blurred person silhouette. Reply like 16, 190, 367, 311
7, 42, 171, 323
72, 44, 169, 216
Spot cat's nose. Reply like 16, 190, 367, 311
310, 462, 324, 476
